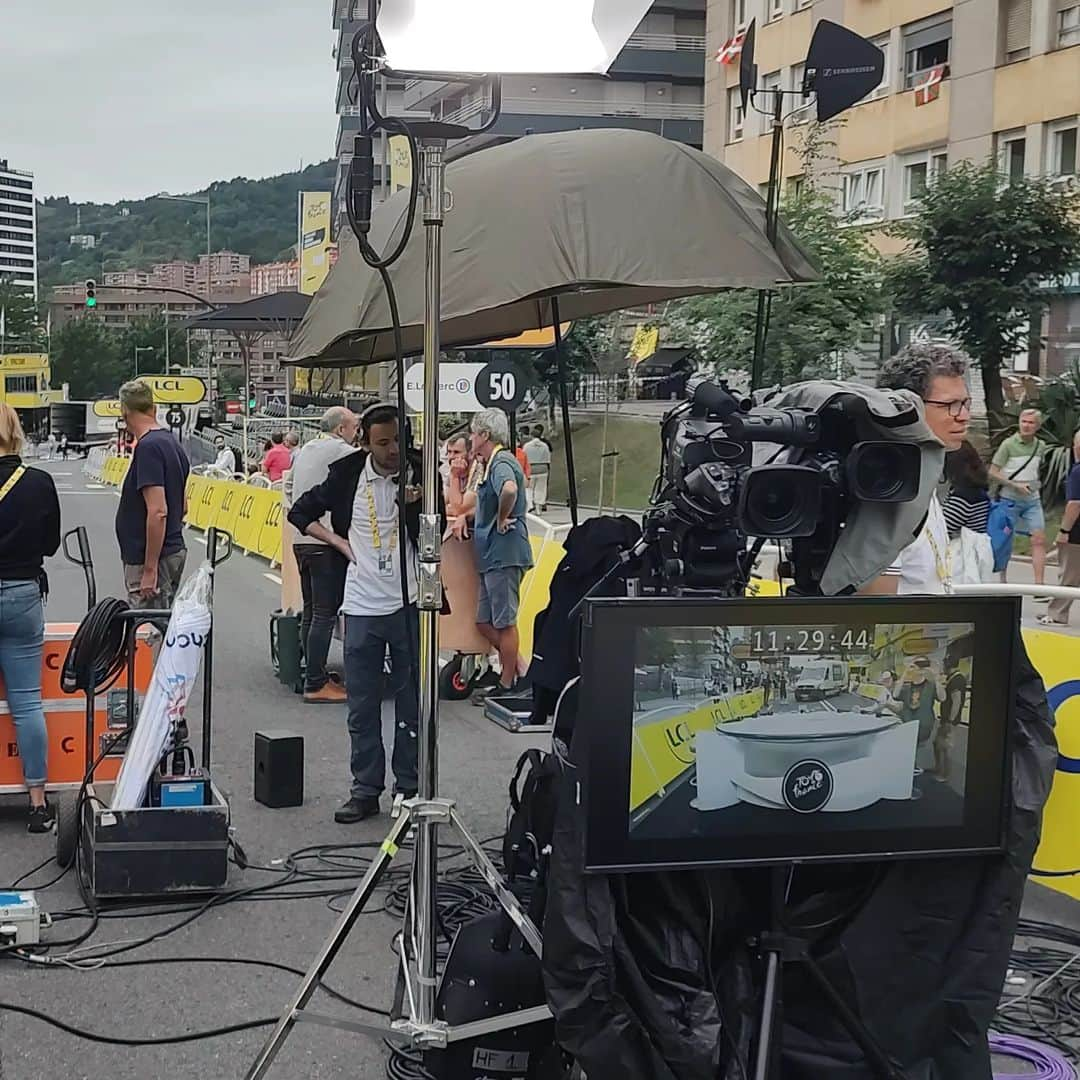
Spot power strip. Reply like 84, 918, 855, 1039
0, 891, 42, 947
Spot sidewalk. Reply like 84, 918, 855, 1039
1000, 555, 1080, 637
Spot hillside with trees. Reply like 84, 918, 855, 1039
36, 160, 336, 288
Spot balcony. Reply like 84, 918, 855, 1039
439, 96, 705, 127
625, 32, 706, 51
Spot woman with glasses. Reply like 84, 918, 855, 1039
0, 404, 61, 833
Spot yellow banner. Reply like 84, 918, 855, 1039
0, 353, 48, 370
299, 192, 333, 296
93, 400, 122, 417
389, 135, 413, 193
629, 326, 659, 364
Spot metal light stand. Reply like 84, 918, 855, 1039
246, 141, 547, 1080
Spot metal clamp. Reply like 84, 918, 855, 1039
390, 1017, 449, 1049
419, 564, 443, 611
419, 514, 442, 562
405, 797, 453, 823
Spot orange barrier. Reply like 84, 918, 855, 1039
0, 623, 153, 794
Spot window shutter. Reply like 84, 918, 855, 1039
1005, 0, 1032, 54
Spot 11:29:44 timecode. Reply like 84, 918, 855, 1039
748, 626, 874, 654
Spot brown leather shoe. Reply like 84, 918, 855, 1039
304, 681, 347, 704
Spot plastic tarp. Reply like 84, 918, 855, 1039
543, 629, 1057, 1079
110, 565, 212, 811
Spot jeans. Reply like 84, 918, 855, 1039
0, 580, 48, 787
344, 606, 419, 799
296, 545, 348, 692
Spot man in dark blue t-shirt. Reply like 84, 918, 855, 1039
115, 380, 191, 609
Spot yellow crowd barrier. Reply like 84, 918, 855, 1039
183, 474, 284, 565
99, 455, 130, 486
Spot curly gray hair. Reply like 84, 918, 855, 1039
470, 408, 510, 446
876, 343, 969, 400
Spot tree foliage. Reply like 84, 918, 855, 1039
0, 277, 43, 350
884, 161, 1080, 432
36, 160, 336, 289
49, 314, 205, 399
667, 186, 883, 384
529, 316, 615, 404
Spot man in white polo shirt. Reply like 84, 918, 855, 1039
289, 405, 436, 824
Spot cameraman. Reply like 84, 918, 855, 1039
863, 343, 972, 594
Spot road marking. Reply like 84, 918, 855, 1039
264, 572, 283, 585
821, 700, 839, 713
86, 483, 104, 489
191, 535, 207, 545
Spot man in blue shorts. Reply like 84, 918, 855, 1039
469, 408, 534, 698
991, 409, 1047, 592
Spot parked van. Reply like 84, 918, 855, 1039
794, 659, 848, 701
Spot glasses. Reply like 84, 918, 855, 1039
924, 397, 972, 419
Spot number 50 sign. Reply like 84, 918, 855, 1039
403, 358, 532, 414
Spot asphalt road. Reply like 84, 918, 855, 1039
1, 461, 1078, 1077
0, 459, 546, 1080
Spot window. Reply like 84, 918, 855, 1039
728, 87, 745, 142
902, 149, 947, 212
1050, 121, 1078, 175
4, 375, 36, 395
767, 0, 784, 22
1003, 0, 1032, 61
997, 131, 1027, 181
1060, 3, 1080, 47
732, 0, 747, 30
842, 164, 886, 220
761, 69, 782, 117
788, 175, 806, 199
869, 35, 891, 98
903, 15, 951, 89
795, 0, 812, 7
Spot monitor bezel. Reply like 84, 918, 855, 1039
579, 595, 1018, 874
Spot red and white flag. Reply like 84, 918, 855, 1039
716, 30, 746, 66
914, 64, 945, 107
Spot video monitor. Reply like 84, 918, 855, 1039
578, 596, 1018, 872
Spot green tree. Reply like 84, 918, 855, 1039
118, 315, 203, 377
884, 160, 1080, 434
529, 316, 615, 415
49, 317, 127, 399
668, 185, 883, 384
0, 276, 42, 351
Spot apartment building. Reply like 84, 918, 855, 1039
398, 2, 707, 148
251, 259, 300, 297
0, 159, 37, 298
704, 0, 1079, 372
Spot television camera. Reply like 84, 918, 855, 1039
639, 379, 923, 596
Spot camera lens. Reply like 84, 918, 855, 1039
846, 442, 920, 503
739, 466, 822, 538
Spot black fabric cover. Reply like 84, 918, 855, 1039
543, 628, 1056, 1079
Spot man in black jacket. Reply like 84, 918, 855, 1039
289, 405, 435, 824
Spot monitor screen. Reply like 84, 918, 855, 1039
578, 596, 1017, 872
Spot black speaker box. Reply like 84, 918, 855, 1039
254, 729, 304, 808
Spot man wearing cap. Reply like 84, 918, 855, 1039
887, 657, 945, 781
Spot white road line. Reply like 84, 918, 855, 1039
191, 535, 207, 545
86, 483, 104, 489
264, 572, 283, 585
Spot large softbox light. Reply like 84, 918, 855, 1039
376, 0, 654, 74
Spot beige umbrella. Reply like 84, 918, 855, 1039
287, 127, 818, 367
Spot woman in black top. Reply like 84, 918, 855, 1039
0, 405, 61, 832
942, 440, 990, 540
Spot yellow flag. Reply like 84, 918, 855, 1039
299, 192, 333, 295
389, 136, 413, 193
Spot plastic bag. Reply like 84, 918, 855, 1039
110, 564, 213, 810
949, 526, 994, 585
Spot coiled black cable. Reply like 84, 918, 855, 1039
60, 598, 133, 695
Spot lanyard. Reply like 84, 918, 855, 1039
365, 473, 398, 555
482, 445, 506, 484
0, 466, 25, 504
924, 506, 952, 593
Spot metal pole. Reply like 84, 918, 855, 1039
164, 308, 170, 371
551, 300, 579, 527
750, 91, 785, 391
414, 139, 446, 1031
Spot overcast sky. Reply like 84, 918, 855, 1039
2, 1, 338, 203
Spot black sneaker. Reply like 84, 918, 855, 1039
334, 796, 381, 824
27, 802, 56, 835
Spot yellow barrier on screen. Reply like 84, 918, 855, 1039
630, 689, 765, 812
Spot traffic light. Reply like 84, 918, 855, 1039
85, 279, 97, 308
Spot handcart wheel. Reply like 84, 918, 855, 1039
439, 654, 475, 701
55, 797, 80, 869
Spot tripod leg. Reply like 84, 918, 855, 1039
449, 807, 544, 958
801, 955, 907, 1080
753, 951, 782, 1080
245, 809, 413, 1080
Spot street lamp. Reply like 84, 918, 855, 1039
133, 345, 154, 376
154, 191, 214, 400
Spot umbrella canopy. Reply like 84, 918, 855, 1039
287, 128, 818, 368
184, 291, 311, 334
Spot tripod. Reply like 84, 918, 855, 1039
751, 866, 907, 1080
245, 139, 548, 1079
